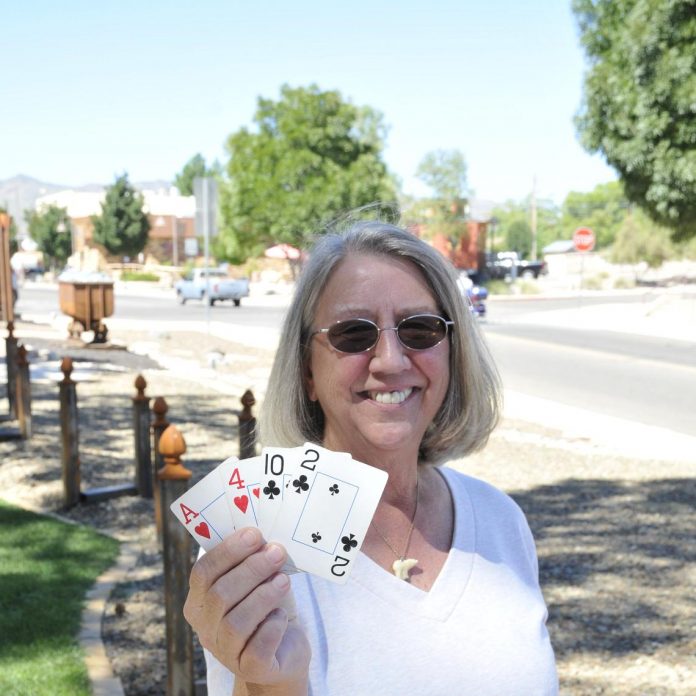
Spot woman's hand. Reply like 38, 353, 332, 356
184, 527, 311, 693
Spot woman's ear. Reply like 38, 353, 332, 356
304, 360, 318, 402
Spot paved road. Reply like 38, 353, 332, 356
15, 282, 696, 439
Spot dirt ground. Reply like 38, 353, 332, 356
1, 321, 694, 695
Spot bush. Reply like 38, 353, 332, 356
613, 276, 635, 289
120, 271, 159, 282
484, 279, 511, 296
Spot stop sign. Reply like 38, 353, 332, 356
573, 227, 595, 252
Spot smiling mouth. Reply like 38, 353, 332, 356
367, 387, 414, 405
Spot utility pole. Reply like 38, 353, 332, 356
530, 175, 538, 261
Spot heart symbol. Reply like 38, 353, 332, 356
234, 496, 249, 513
194, 522, 210, 539
252, 487, 260, 499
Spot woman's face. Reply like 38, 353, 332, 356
305, 253, 450, 461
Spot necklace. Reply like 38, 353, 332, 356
371, 476, 419, 580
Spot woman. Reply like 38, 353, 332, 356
184, 221, 558, 695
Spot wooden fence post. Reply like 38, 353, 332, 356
5, 321, 17, 419
152, 396, 169, 543
158, 424, 194, 696
238, 389, 256, 459
15, 344, 31, 439
133, 374, 152, 498
59, 357, 81, 508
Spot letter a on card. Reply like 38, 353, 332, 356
170, 466, 236, 551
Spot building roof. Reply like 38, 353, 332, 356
35, 187, 195, 218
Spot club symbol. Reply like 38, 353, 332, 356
293, 475, 309, 493
329, 483, 339, 495
263, 480, 280, 500
341, 533, 358, 552
311, 532, 322, 543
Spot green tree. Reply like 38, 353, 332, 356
26, 205, 73, 270
611, 207, 675, 270
561, 181, 629, 248
174, 154, 222, 196
414, 149, 468, 240
491, 199, 561, 256
416, 149, 468, 207
218, 84, 397, 262
91, 174, 150, 259
573, 0, 696, 241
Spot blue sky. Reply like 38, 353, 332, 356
2, 0, 616, 205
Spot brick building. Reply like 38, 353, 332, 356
34, 187, 196, 265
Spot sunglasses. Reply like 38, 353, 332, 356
311, 313, 454, 354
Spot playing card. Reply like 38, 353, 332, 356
256, 446, 306, 537
218, 455, 263, 530
169, 465, 236, 551
269, 444, 388, 584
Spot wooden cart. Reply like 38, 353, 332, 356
59, 277, 114, 343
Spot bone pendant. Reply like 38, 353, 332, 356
392, 558, 418, 580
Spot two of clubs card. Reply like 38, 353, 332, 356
170, 443, 388, 584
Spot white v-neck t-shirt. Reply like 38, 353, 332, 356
205, 467, 558, 695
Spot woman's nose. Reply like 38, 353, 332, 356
369, 327, 410, 372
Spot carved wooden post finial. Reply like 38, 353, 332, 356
152, 396, 169, 427
60, 357, 74, 383
16, 344, 27, 367
133, 374, 147, 401
240, 389, 256, 422
158, 425, 191, 481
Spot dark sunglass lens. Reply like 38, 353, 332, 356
398, 316, 447, 349
328, 320, 378, 353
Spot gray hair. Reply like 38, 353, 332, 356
260, 220, 501, 463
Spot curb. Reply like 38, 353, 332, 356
79, 541, 140, 696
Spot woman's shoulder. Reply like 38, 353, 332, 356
438, 465, 528, 523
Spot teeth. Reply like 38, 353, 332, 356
370, 387, 413, 404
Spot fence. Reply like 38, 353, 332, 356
54, 366, 259, 694
7, 337, 258, 694
2, 322, 32, 441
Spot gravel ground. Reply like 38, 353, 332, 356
1, 318, 694, 695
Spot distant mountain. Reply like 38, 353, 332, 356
0, 175, 173, 236
0, 175, 67, 236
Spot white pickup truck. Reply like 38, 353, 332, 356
175, 268, 250, 306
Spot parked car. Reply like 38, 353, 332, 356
485, 251, 546, 280
175, 268, 250, 306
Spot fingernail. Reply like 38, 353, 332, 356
241, 528, 258, 547
265, 543, 284, 564
272, 573, 290, 590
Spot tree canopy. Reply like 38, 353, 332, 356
561, 181, 629, 248
411, 149, 469, 242
217, 84, 397, 262
573, 0, 696, 241
415, 149, 468, 206
26, 204, 73, 270
91, 174, 150, 259
174, 154, 221, 196
490, 199, 561, 257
